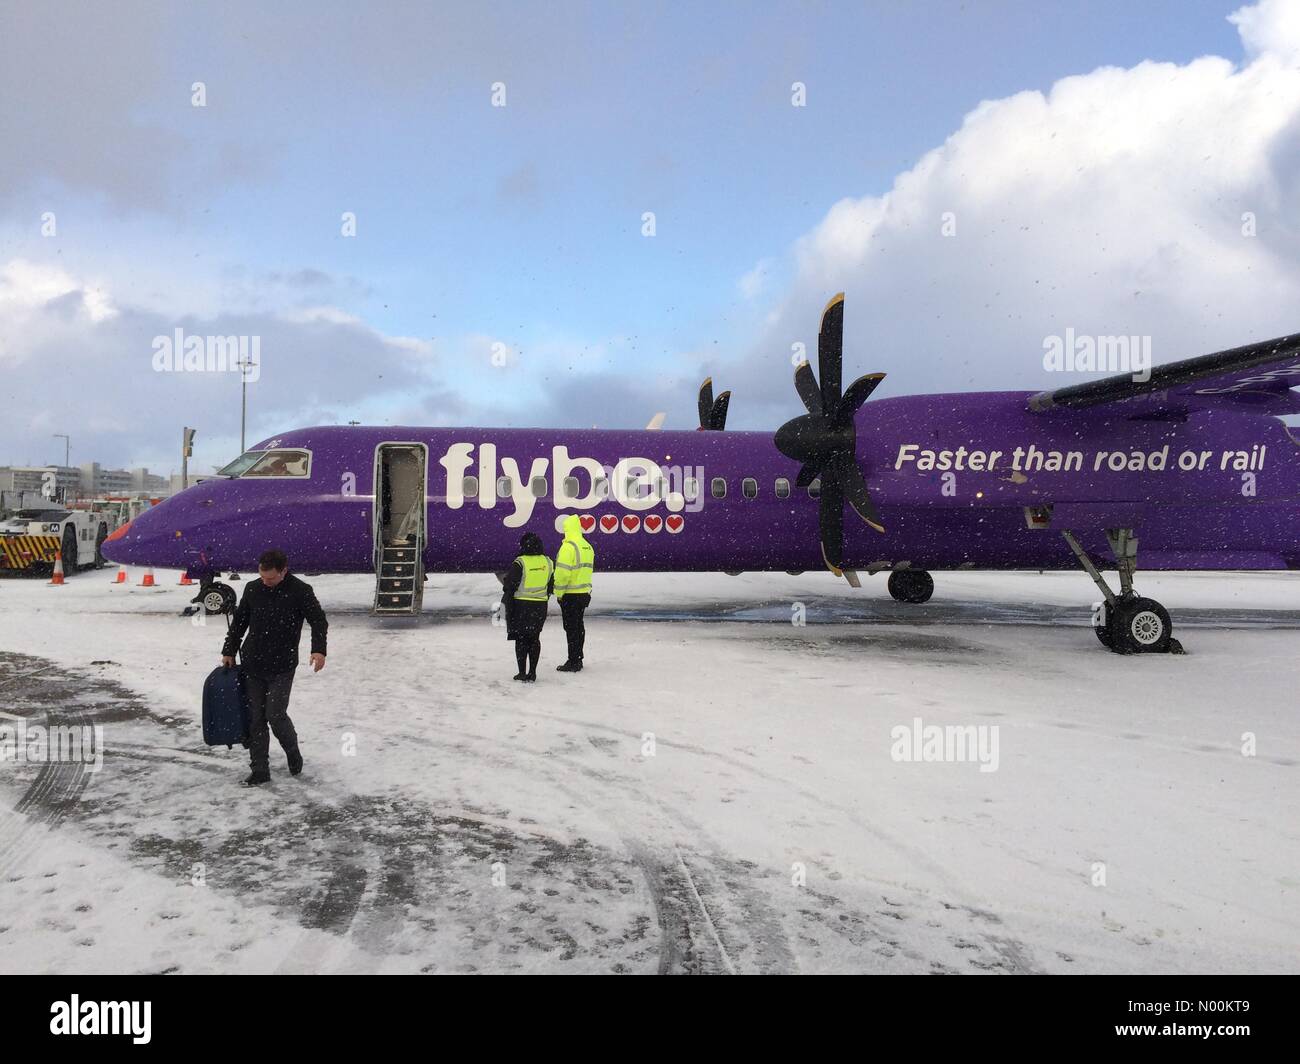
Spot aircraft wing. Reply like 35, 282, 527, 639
1027, 331, 1300, 417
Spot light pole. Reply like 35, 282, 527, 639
236, 358, 251, 452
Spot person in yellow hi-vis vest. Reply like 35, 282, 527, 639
501, 531, 553, 682
553, 514, 595, 673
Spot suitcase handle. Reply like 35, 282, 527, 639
222, 608, 242, 670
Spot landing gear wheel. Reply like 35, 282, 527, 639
94, 524, 108, 568
60, 527, 78, 576
201, 582, 236, 616
887, 569, 934, 604
1109, 596, 1172, 655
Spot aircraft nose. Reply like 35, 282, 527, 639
100, 520, 135, 564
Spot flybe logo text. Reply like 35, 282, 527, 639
439, 444, 696, 528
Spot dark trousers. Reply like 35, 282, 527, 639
244, 669, 298, 773
559, 593, 590, 663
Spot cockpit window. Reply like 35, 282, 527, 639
217, 451, 266, 477
241, 449, 311, 478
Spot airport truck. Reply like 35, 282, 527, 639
0, 503, 116, 575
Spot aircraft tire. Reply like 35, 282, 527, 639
202, 582, 237, 616
888, 569, 934, 604
1111, 596, 1172, 655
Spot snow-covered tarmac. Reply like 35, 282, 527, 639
0, 567, 1296, 973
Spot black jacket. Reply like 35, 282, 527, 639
221, 573, 328, 676
501, 558, 553, 641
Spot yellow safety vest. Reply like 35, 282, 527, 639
513, 554, 552, 601
554, 537, 594, 597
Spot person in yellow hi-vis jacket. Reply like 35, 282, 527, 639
553, 514, 595, 673
502, 531, 553, 682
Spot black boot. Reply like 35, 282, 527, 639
286, 748, 304, 776
244, 769, 270, 786
556, 661, 579, 672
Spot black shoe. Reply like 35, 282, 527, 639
513, 672, 527, 681
287, 748, 303, 776
556, 661, 579, 672
524, 672, 537, 682
244, 770, 270, 786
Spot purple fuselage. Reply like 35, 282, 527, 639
102, 391, 1300, 578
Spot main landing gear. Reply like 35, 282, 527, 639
1061, 529, 1182, 655
887, 569, 934, 604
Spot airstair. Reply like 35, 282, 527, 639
374, 542, 423, 614
372, 442, 427, 616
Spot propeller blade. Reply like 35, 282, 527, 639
818, 476, 844, 571
794, 462, 820, 488
834, 372, 886, 429
794, 361, 822, 415
831, 454, 885, 532
818, 292, 844, 415
698, 378, 715, 429
711, 390, 731, 430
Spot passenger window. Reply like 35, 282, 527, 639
530, 476, 548, 498
742, 478, 758, 499
807, 478, 821, 499
594, 476, 609, 499
684, 477, 699, 501
775, 478, 791, 499
462, 475, 479, 497
711, 477, 727, 499
241, 449, 311, 477
563, 476, 580, 497
497, 476, 512, 498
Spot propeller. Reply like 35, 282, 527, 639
697, 377, 731, 430
773, 293, 885, 573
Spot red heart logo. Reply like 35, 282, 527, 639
579, 514, 596, 533
622, 515, 640, 532
600, 514, 618, 532
643, 515, 662, 533
665, 515, 684, 533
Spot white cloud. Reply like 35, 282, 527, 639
740, 0, 1300, 417
1230, 0, 1300, 64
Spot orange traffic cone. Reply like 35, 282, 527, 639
112, 566, 127, 584
49, 551, 66, 586
140, 568, 156, 587
179, 572, 193, 585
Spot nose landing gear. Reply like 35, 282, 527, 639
194, 578, 236, 616
1063, 529, 1183, 655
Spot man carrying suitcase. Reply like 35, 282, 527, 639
220, 549, 328, 786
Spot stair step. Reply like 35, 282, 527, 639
374, 542, 423, 615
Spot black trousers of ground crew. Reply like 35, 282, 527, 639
244, 669, 298, 774
559, 593, 591, 664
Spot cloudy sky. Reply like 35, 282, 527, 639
2, 0, 1299, 475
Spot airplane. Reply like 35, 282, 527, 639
102, 293, 1300, 654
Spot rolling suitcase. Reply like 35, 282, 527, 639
202, 658, 249, 749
